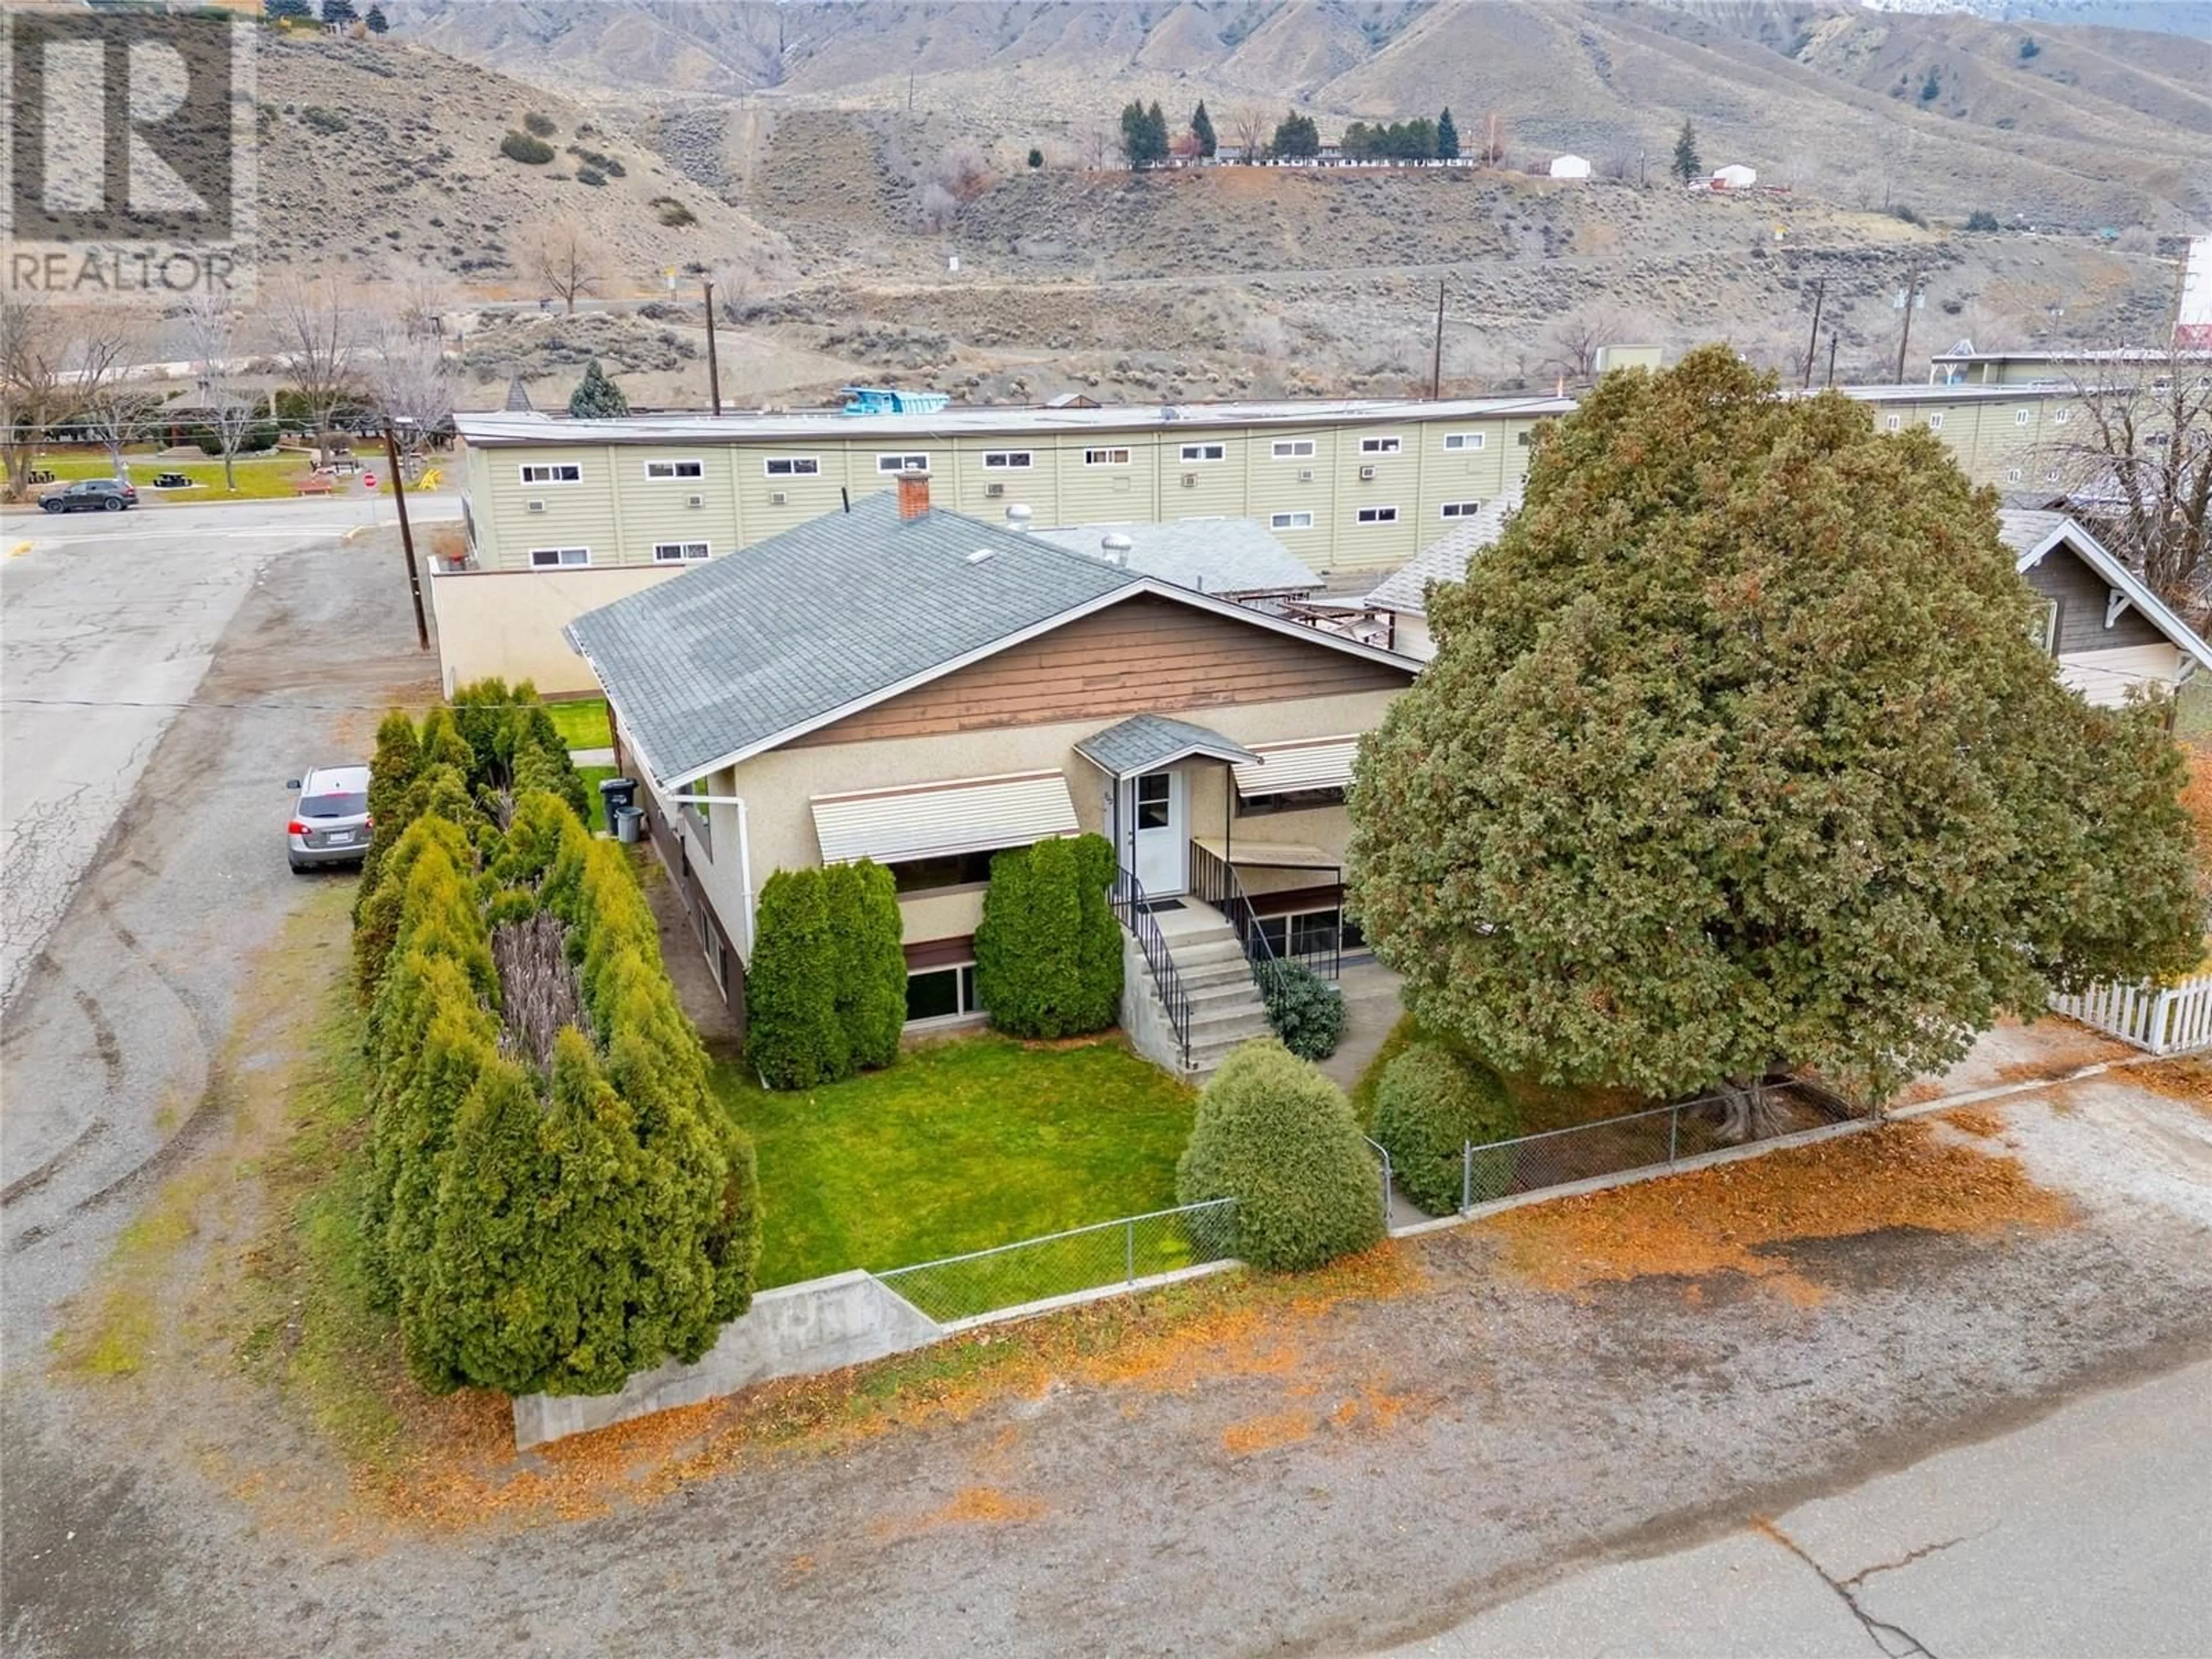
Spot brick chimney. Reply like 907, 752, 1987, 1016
896, 468, 931, 520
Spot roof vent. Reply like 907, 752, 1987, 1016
1101, 532, 1134, 568
1004, 503, 1033, 532
965, 548, 997, 566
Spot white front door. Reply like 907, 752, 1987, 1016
1126, 768, 1187, 896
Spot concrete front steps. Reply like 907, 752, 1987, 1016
1134, 907, 1272, 1078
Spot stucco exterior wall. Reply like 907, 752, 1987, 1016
429, 563, 681, 696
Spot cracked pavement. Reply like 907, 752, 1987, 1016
1386, 1356, 2211, 1657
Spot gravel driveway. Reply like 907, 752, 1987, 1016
6, 532, 2211, 1658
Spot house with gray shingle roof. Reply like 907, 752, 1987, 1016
567, 472, 1421, 1073
2002, 510, 2212, 707
1361, 489, 1522, 660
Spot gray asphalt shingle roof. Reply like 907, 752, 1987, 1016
1997, 508, 2071, 557
1363, 488, 1523, 616
567, 494, 1138, 783
1073, 714, 1259, 779
1030, 518, 1320, 597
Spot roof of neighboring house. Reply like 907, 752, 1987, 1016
1073, 714, 1259, 779
567, 493, 1420, 787
1362, 490, 1523, 616
1999, 509, 2212, 675
1030, 518, 1320, 597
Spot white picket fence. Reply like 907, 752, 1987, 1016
2050, 974, 2212, 1056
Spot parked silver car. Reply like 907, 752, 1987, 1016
286, 764, 372, 872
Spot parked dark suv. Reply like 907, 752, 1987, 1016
40, 479, 138, 513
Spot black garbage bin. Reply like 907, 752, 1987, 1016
597, 776, 638, 836
615, 805, 645, 846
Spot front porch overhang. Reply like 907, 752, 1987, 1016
1190, 835, 1342, 878
1074, 713, 1260, 781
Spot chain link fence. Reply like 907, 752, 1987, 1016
874, 1198, 1241, 1324
1452, 1082, 1865, 1214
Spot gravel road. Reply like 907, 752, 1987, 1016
5, 516, 2211, 1658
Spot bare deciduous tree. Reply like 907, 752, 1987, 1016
178, 292, 265, 494
0, 296, 69, 502
1228, 104, 1269, 162
522, 217, 608, 315
266, 274, 362, 466
1478, 111, 1511, 168
2052, 344, 2212, 615
72, 320, 160, 481
361, 308, 455, 456
1541, 305, 1643, 384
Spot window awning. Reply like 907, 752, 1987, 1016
810, 770, 1080, 866
1233, 736, 1359, 797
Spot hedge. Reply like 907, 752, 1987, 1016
1372, 1041, 1521, 1215
744, 868, 849, 1089
827, 861, 907, 1072
1175, 1039, 1382, 1271
1261, 960, 1345, 1060
974, 832, 1122, 1039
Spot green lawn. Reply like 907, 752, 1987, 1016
544, 697, 613, 752
41, 452, 313, 500
713, 1033, 1199, 1290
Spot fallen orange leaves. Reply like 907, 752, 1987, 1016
1481, 1120, 2071, 1304
2131, 1057, 2212, 1119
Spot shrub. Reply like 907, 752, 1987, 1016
825, 860, 907, 1071
1260, 960, 1345, 1060
1027, 147, 1044, 169
745, 868, 850, 1088
501, 131, 555, 165
1965, 209, 2000, 232
301, 105, 349, 134
1175, 1040, 1382, 1271
523, 111, 558, 138
566, 145, 626, 178
575, 167, 607, 188
652, 196, 697, 227
1888, 202, 1927, 228
1373, 1042, 1521, 1215
191, 422, 278, 455
974, 834, 1121, 1038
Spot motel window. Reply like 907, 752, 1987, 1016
2054, 408, 2072, 425
2006, 468, 2023, 484
518, 463, 581, 484
1180, 442, 1225, 462
1355, 505, 1399, 525
877, 453, 930, 474
2044, 467, 2062, 483
1271, 439, 1317, 460
1442, 432, 1486, 452
906, 963, 982, 1024
1439, 501, 1482, 520
653, 541, 710, 562
1885, 414, 1903, 432
1084, 447, 1131, 466
1270, 510, 1313, 531
1359, 435, 1403, 455
1515, 430, 1532, 446
644, 459, 704, 480
528, 547, 590, 568
983, 450, 1033, 469
2015, 409, 2032, 426
1926, 413, 1945, 431
764, 456, 820, 476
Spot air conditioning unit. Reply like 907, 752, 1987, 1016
1358, 464, 1376, 481
1297, 468, 1315, 484
526, 499, 546, 513
685, 494, 705, 508
985, 481, 1005, 498
768, 490, 789, 506
1181, 472, 1197, 488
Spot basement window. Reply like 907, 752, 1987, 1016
906, 963, 982, 1025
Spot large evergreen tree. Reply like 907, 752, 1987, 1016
1192, 100, 1217, 159
1437, 107, 1460, 162
1270, 111, 1321, 160
567, 359, 630, 419
1347, 346, 2200, 1114
1672, 118, 1703, 184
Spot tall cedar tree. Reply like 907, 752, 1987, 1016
1672, 118, 1702, 184
1437, 107, 1460, 161
366, 4, 389, 31
745, 868, 851, 1087
1192, 101, 1217, 158
1347, 346, 2201, 1107
975, 833, 1122, 1037
825, 859, 908, 1071
567, 358, 630, 418
1271, 112, 1321, 160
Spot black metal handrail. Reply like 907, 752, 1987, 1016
1188, 841, 1290, 990
1110, 866, 1191, 1069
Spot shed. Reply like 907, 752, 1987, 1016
1710, 164, 1758, 191
1548, 154, 1593, 180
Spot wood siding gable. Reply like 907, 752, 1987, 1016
2022, 541, 2167, 654
790, 594, 1412, 748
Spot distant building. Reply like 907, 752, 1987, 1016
1710, 164, 1758, 191
2178, 234, 2212, 350
1548, 154, 1593, 181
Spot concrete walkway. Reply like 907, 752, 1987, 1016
1321, 957, 1406, 1093
570, 745, 616, 767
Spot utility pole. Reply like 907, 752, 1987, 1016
1638, 147, 1646, 190
381, 422, 429, 652
1802, 274, 1825, 389
702, 278, 723, 415
1826, 330, 1839, 388
1429, 278, 1446, 399
1893, 264, 1924, 384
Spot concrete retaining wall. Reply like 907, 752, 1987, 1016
1119, 928, 1185, 1075
511, 1270, 945, 1450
